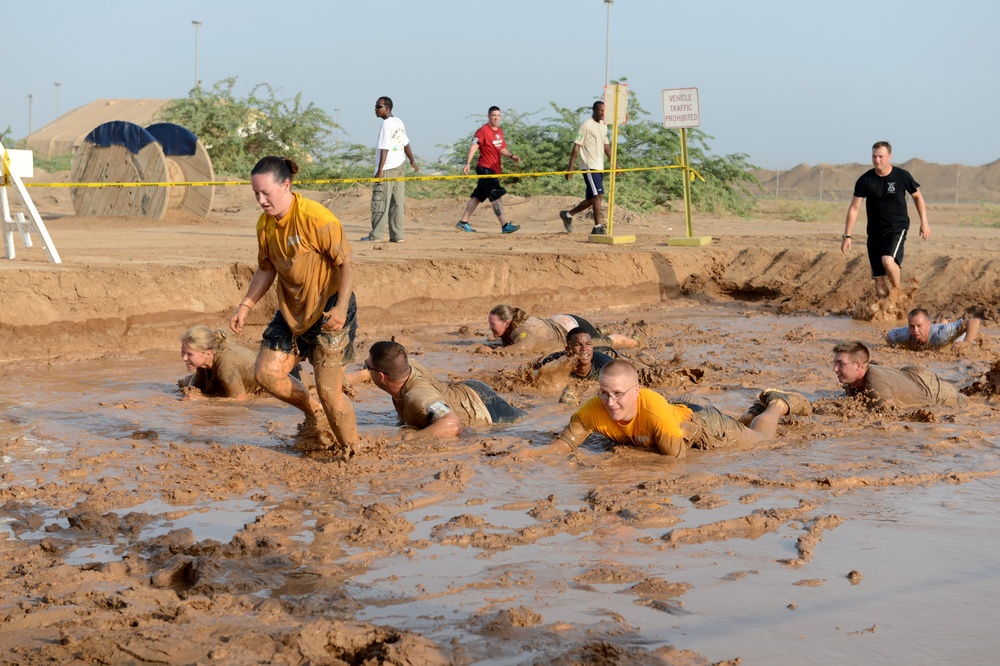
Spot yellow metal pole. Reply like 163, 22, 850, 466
680, 127, 693, 237
605, 84, 620, 236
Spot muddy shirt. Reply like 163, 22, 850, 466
190, 345, 258, 397
502, 316, 568, 354
394, 361, 492, 429
256, 193, 351, 335
847, 364, 960, 410
554, 388, 693, 457
539, 349, 616, 380
886, 320, 966, 348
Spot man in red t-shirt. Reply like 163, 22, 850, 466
456, 106, 521, 234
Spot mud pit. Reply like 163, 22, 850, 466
3, 181, 1000, 664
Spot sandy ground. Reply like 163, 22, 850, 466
3, 178, 1000, 664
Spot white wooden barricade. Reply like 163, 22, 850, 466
0, 142, 61, 263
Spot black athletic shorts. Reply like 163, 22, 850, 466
867, 228, 907, 278
470, 166, 507, 202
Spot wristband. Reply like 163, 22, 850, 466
239, 302, 252, 309
842, 235, 851, 239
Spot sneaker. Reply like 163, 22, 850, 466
501, 223, 520, 234
591, 224, 607, 235
455, 221, 476, 233
759, 389, 812, 417
560, 210, 573, 232
360, 235, 386, 242
739, 397, 768, 426
390, 238, 404, 243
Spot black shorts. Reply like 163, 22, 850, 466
261, 292, 357, 366
868, 228, 907, 278
582, 171, 604, 200
470, 166, 507, 202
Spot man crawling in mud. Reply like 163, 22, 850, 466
535, 327, 617, 381
366, 341, 526, 439
534, 328, 705, 405
525, 360, 810, 458
885, 308, 982, 355
833, 340, 961, 410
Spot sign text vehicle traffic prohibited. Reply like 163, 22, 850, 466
661, 88, 700, 129
661, 87, 710, 247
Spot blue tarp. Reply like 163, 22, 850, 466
84, 121, 157, 154
145, 123, 198, 157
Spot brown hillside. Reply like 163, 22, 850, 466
753, 159, 1000, 204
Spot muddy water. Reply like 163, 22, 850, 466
3, 302, 1000, 663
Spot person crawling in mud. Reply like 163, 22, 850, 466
178, 325, 259, 400
886, 308, 982, 354
536, 327, 618, 381
833, 340, 961, 410
526, 360, 810, 458
488, 303, 640, 354
367, 341, 527, 439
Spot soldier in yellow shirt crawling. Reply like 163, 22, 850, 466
526, 360, 810, 458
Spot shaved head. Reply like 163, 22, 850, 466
599, 359, 639, 384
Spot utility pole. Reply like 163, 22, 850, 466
27, 93, 35, 135
192, 20, 203, 88
54, 82, 61, 117
604, 0, 614, 86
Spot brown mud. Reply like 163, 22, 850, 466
2, 178, 1000, 664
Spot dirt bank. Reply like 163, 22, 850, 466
2, 180, 1000, 364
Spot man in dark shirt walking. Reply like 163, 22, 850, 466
841, 141, 929, 300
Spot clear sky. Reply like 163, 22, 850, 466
4, 0, 997, 168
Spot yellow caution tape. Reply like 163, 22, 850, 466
0, 148, 11, 185
21, 163, 703, 188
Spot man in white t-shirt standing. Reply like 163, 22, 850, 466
560, 101, 612, 235
363, 96, 418, 243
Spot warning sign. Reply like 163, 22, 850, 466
661, 88, 700, 129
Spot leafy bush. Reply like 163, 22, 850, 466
964, 201, 1000, 227
157, 78, 348, 179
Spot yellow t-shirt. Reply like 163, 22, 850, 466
555, 388, 693, 457
256, 193, 351, 335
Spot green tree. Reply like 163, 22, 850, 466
157, 78, 353, 178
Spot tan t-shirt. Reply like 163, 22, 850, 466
502, 316, 567, 354
256, 193, 351, 335
575, 117, 610, 171
191, 344, 258, 397
394, 361, 492, 428
848, 364, 960, 410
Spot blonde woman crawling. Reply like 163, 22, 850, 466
178, 325, 259, 400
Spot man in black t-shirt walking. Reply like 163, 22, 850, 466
841, 140, 929, 300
